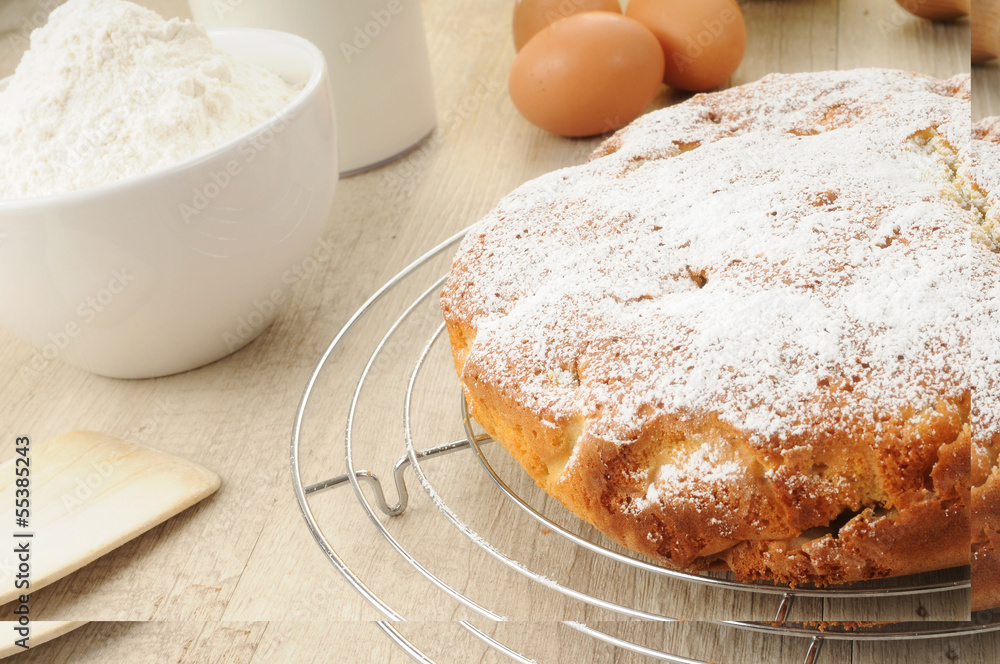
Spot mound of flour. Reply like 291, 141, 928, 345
0, 0, 301, 200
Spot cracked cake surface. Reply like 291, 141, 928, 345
442, 69, 992, 593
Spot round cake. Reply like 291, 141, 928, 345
971, 115, 1000, 612
441, 70, 995, 595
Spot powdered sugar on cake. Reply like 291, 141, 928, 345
970, 118, 1000, 451
444, 70, 991, 457
969, 116, 1000, 611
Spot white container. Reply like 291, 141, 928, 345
189, 0, 437, 175
0, 29, 338, 379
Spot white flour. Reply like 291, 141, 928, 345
0, 0, 301, 200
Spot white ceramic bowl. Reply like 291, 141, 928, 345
0, 29, 337, 379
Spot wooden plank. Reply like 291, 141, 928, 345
7, 621, 266, 663
853, 628, 1000, 664
838, 0, 970, 76
974, 61, 1000, 119
737, 0, 839, 81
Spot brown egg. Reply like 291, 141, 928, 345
626, 0, 746, 92
509, 12, 664, 137
895, 0, 969, 21
513, 0, 622, 51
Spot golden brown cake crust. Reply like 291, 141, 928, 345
971, 116, 1000, 611
442, 70, 989, 590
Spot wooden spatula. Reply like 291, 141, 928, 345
0, 431, 221, 606
0, 621, 87, 657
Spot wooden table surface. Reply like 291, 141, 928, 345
0, 0, 993, 662
975, 61, 1000, 119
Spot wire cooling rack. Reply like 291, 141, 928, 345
291, 229, 1000, 664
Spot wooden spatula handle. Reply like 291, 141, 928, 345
974, 0, 1000, 62
896, 0, 970, 20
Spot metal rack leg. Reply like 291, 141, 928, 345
303, 434, 493, 516
774, 593, 795, 621
802, 637, 824, 664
